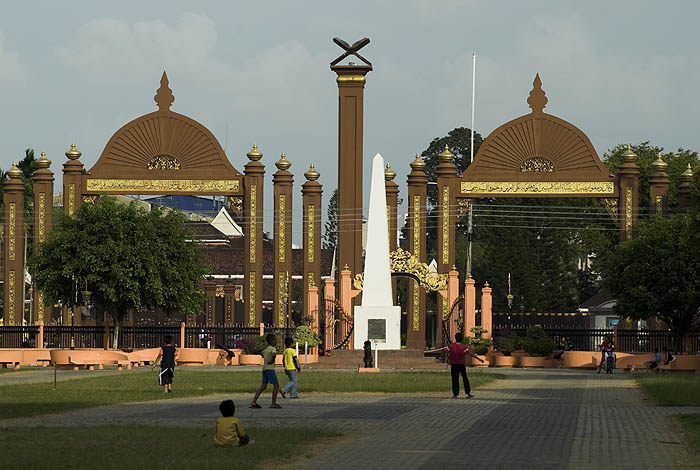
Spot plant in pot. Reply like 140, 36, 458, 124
493, 328, 519, 367
293, 326, 322, 363
462, 327, 491, 366
238, 337, 265, 365
519, 326, 555, 367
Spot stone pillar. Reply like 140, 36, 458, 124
406, 154, 428, 350
180, 322, 186, 348
37, 321, 44, 349
302, 164, 323, 319
32, 152, 54, 324
308, 285, 319, 334
436, 145, 458, 324
243, 145, 265, 326
649, 154, 670, 216
204, 282, 215, 326
331, 63, 371, 303
384, 163, 399, 299
324, 278, 336, 352
446, 269, 459, 342
481, 282, 492, 339
679, 164, 694, 212
3, 163, 25, 326
273, 153, 294, 327
339, 265, 360, 347
464, 277, 476, 336
618, 145, 639, 242
63, 143, 84, 218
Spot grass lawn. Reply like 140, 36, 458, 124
0, 425, 339, 470
635, 373, 700, 406
635, 373, 700, 453
0, 369, 502, 419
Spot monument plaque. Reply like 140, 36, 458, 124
367, 319, 386, 343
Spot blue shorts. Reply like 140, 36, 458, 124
262, 370, 278, 385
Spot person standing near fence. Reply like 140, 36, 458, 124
280, 337, 300, 399
153, 335, 178, 393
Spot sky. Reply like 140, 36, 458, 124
1, 1, 699, 242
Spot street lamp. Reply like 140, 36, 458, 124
506, 272, 514, 326
70, 275, 89, 349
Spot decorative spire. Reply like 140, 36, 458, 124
304, 163, 320, 181
384, 163, 396, 181
246, 144, 263, 161
651, 153, 668, 172
65, 142, 82, 160
275, 152, 291, 170
154, 71, 175, 111
527, 73, 548, 113
410, 153, 426, 171
7, 161, 22, 179
681, 163, 694, 181
36, 151, 51, 169
622, 144, 637, 163
438, 144, 455, 164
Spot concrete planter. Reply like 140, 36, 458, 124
520, 356, 546, 368
494, 355, 519, 367
239, 354, 264, 366
473, 355, 490, 367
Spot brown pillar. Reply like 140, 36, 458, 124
436, 145, 458, 321
63, 143, 84, 218
223, 284, 235, 325
324, 278, 336, 349
384, 163, 399, 298
308, 285, 319, 334
273, 153, 294, 327
679, 164, 694, 211
447, 269, 459, 341
649, 154, 670, 216
204, 282, 215, 326
244, 145, 265, 326
331, 63, 371, 299
481, 282, 493, 339
618, 145, 639, 242
3, 163, 25, 325
302, 164, 323, 315
406, 154, 428, 350
32, 152, 54, 324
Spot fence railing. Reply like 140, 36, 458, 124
184, 326, 296, 349
0, 326, 39, 348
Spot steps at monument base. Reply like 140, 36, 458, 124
307, 349, 447, 370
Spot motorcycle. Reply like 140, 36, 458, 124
603, 346, 616, 374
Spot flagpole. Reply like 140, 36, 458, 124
470, 52, 476, 164
467, 52, 476, 278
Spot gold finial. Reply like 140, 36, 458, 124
343, 264, 350, 271
651, 153, 668, 172
681, 163, 694, 181
154, 71, 174, 111
484, 281, 490, 288
410, 153, 426, 171
622, 144, 637, 163
275, 152, 291, 170
438, 144, 455, 164
384, 163, 396, 181
247, 144, 263, 161
36, 151, 51, 169
527, 73, 548, 113
65, 142, 82, 160
304, 163, 320, 181
7, 161, 22, 179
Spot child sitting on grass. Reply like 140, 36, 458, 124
214, 400, 250, 447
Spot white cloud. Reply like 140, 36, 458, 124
0, 31, 26, 87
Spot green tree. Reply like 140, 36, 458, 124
599, 213, 700, 350
31, 197, 210, 347
323, 188, 338, 250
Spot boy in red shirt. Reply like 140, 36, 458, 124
444, 333, 484, 398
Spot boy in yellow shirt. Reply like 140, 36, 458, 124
214, 400, 250, 447
280, 337, 300, 399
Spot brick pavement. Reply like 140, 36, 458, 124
1, 368, 698, 469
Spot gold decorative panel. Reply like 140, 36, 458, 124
307, 205, 315, 263
308, 272, 316, 288
442, 296, 449, 320
442, 186, 449, 265
655, 195, 663, 215
68, 184, 75, 216
147, 155, 181, 170
602, 198, 618, 220
8, 203, 16, 260
386, 206, 391, 243
82, 195, 98, 205
279, 195, 286, 263
38, 193, 46, 243
626, 187, 633, 240
249, 274, 256, 326
413, 285, 420, 331
353, 248, 447, 292
86, 178, 239, 193
413, 195, 421, 256
37, 291, 45, 322
215, 286, 225, 297
278, 272, 286, 326
461, 181, 615, 195
229, 196, 243, 216
250, 185, 257, 263
8, 270, 15, 324
520, 157, 554, 172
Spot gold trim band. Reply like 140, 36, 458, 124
461, 181, 615, 195
86, 178, 240, 193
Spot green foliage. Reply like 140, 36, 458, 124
518, 326, 555, 357
293, 325, 322, 347
599, 213, 700, 340
323, 188, 338, 250
635, 374, 700, 406
493, 328, 518, 356
252, 335, 271, 354
30, 196, 209, 325
469, 326, 488, 337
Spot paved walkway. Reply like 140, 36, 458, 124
1, 368, 698, 469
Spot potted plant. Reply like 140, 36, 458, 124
519, 326, 555, 367
293, 326, 322, 364
493, 328, 520, 367
463, 326, 491, 367
238, 337, 264, 365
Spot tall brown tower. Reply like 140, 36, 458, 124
3, 163, 25, 325
273, 153, 294, 327
32, 152, 54, 323
330, 37, 372, 294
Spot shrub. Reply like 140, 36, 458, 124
520, 326, 555, 357
461, 336, 491, 356
293, 326, 322, 347
494, 328, 518, 356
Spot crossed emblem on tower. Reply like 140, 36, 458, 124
331, 37, 372, 67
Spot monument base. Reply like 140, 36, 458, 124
353, 305, 401, 350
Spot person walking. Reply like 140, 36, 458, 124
443, 333, 483, 399
280, 337, 301, 399
250, 334, 282, 409
153, 335, 178, 393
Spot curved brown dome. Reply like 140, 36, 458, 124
86, 72, 242, 195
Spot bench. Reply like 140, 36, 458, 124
175, 348, 209, 366
0, 350, 23, 370
125, 348, 161, 368
66, 351, 130, 371
656, 356, 677, 372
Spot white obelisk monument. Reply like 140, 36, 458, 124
354, 154, 401, 350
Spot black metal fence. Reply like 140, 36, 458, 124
44, 326, 107, 349
118, 326, 181, 350
183, 326, 296, 350
0, 326, 39, 348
